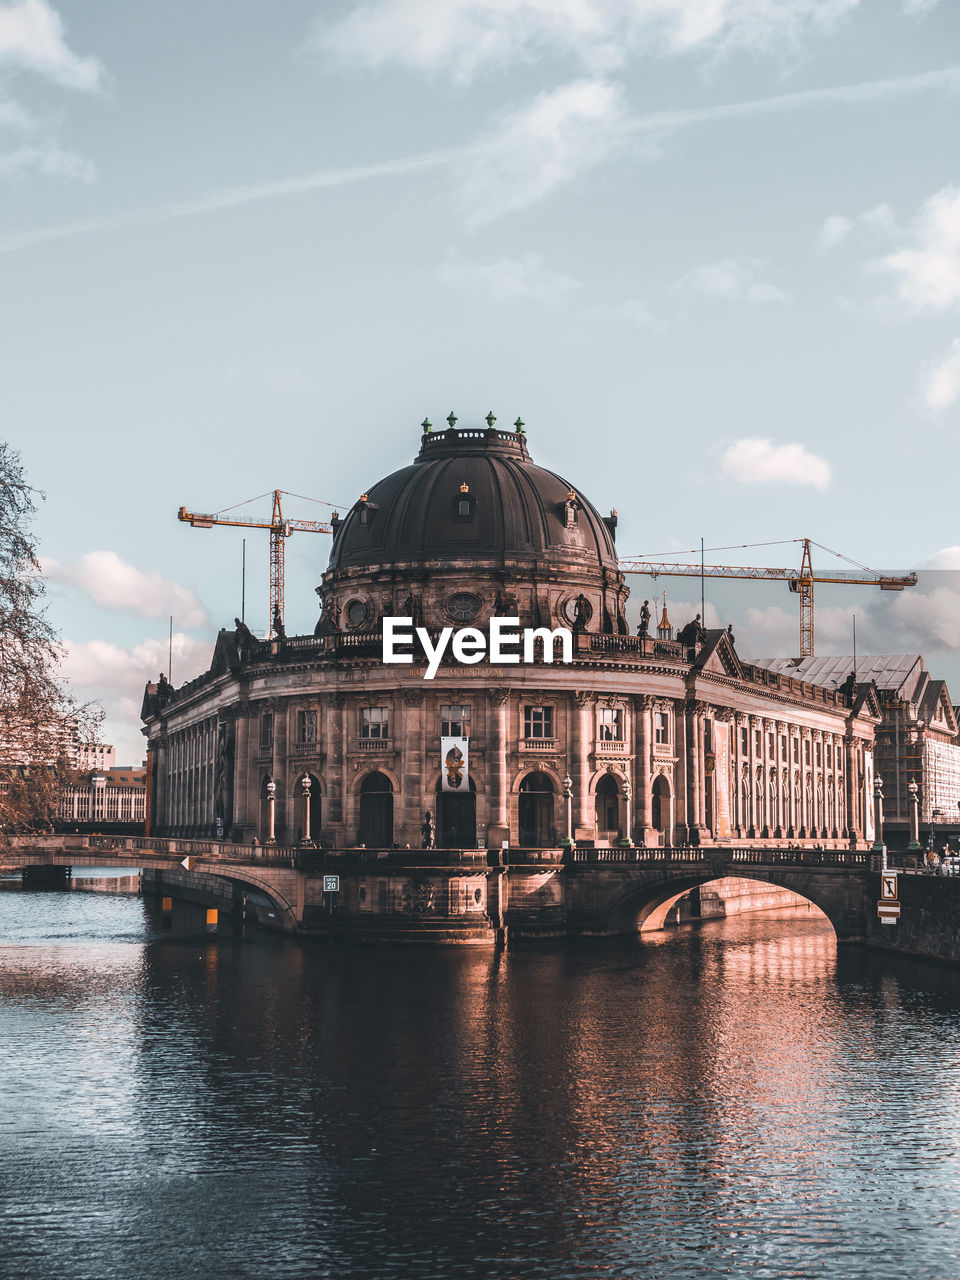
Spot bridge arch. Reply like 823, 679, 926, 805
598, 867, 853, 942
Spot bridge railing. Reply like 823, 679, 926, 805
569, 846, 870, 868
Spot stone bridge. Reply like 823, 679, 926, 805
1, 835, 885, 947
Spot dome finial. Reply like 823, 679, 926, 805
485, 410, 496, 428
514, 416, 525, 435
447, 411, 458, 429
421, 417, 432, 433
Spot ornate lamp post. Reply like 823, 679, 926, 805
562, 775, 573, 847
265, 776, 277, 845
300, 773, 315, 848
872, 774, 885, 869
907, 779, 921, 853
621, 778, 633, 847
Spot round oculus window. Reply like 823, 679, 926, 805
447, 592, 482, 622
346, 599, 368, 628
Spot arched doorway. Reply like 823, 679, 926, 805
358, 771, 393, 848
294, 772, 322, 843
651, 774, 672, 845
519, 772, 555, 847
595, 774, 620, 841
436, 777, 477, 849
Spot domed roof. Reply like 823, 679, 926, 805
327, 423, 618, 574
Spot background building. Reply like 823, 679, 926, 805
58, 763, 147, 833
755, 655, 960, 848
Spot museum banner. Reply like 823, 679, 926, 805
441, 737, 469, 792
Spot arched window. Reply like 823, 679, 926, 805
595, 774, 620, 836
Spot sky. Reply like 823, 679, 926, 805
4, 0, 960, 764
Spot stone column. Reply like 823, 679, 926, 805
747, 717, 758, 836
402, 689, 424, 845
637, 695, 654, 844
845, 734, 861, 843
487, 688, 510, 849
572, 691, 594, 841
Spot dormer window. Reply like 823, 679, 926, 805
563, 489, 579, 529
356, 493, 379, 529
455, 482, 475, 521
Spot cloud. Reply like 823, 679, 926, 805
439, 248, 581, 303
921, 339, 960, 413
0, 140, 94, 182
677, 257, 790, 303
312, 0, 866, 80
875, 186, 960, 313
0, 0, 102, 90
42, 551, 210, 629
456, 79, 629, 228
921, 546, 960, 570
61, 632, 214, 763
720, 439, 831, 489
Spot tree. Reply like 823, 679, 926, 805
0, 442, 100, 835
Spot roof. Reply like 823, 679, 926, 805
752, 654, 926, 698
327, 424, 619, 575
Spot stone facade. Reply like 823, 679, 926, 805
142, 424, 881, 852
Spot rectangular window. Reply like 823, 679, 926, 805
768, 732, 775, 754
298, 709, 318, 743
360, 707, 389, 739
740, 727, 748, 755
826, 744, 832, 769
754, 730, 762, 754
804, 739, 811, 765
598, 708, 623, 741
655, 711, 669, 745
440, 704, 471, 737
259, 713, 274, 751
816, 741, 822, 767
524, 705, 554, 739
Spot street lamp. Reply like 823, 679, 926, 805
562, 774, 573, 846
907, 778, 921, 852
621, 777, 633, 847
300, 773, 314, 847
265, 775, 277, 845
872, 774, 885, 870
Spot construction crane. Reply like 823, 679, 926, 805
618, 537, 918, 659
178, 489, 335, 637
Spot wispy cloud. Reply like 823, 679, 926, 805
922, 338, 960, 413
456, 79, 629, 229
439, 248, 581, 303
2, 65, 959, 251
0, 0, 103, 91
312, 0, 869, 81
874, 186, 960, 313
720, 439, 831, 488
0, 140, 94, 182
42, 551, 209, 629
677, 257, 790, 303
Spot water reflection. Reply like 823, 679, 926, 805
0, 890, 959, 1279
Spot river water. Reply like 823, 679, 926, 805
2, 885, 960, 1280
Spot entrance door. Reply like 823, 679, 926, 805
437, 783, 477, 849
519, 773, 555, 847
652, 775, 672, 844
358, 772, 393, 847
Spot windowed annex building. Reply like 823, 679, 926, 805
141, 421, 881, 853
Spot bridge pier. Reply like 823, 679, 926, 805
22, 864, 72, 889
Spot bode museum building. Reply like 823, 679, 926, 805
141, 419, 881, 852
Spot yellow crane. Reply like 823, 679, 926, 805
178, 489, 335, 637
618, 537, 918, 658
